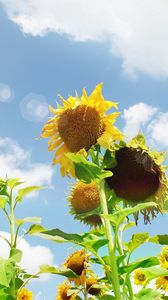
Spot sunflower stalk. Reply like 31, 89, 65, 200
9, 190, 16, 298
98, 180, 122, 300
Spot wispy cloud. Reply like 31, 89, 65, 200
1, 0, 168, 78
0, 136, 54, 192
122, 103, 168, 149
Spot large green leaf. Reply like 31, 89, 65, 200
143, 266, 168, 281
0, 258, 15, 287
0, 293, 15, 300
66, 153, 112, 183
39, 265, 78, 278
103, 202, 157, 227
135, 288, 161, 300
16, 186, 44, 202
149, 234, 168, 245
124, 233, 149, 253
119, 256, 159, 275
27, 225, 83, 243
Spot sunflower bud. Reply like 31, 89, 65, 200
69, 182, 101, 226
86, 277, 101, 295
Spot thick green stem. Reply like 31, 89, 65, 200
98, 181, 121, 300
117, 236, 134, 300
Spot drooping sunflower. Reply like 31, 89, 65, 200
64, 249, 89, 285
105, 133, 168, 224
56, 281, 77, 300
17, 288, 33, 300
69, 181, 101, 226
156, 276, 168, 292
86, 277, 101, 295
159, 246, 168, 269
134, 269, 147, 286
41, 83, 122, 176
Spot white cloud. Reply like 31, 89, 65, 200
148, 112, 168, 147
122, 102, 157, 139
0, 137, 54, 193
20, 93, 49, 122
0, 232, 54, 281
1, 0, 168, 77
0, 83, 14, 103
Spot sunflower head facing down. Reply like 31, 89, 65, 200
105, 133, 168, 224
86, 277, 101, 295
64, 249, 89, 285
41, 83, 122, 176
56, 281, 77, 300
69, 181, 101, 227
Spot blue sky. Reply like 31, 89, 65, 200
0, 1, 168, 299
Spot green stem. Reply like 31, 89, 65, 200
9, 191, 16, 298
117, 236, 134, 300
98, 181, 121, 300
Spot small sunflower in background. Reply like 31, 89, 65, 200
105, 133, 168, 224
69, 181, 101, 227
156, 276, 168, 292
134, 269, 147, 286
64, 249, 90, 285
17, 288, 33, 300
41, 83, 122, 176
56, 281, 77, 300
159, 246, 168, 269
86, 276, 101, 295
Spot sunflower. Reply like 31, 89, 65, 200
105, 133, 168, 224
17, 288, 33, 300
86, 277, 101, 295
41, 83, 122, 176
134, 269, 147, 286
156, 276, 168, 292
69, 181, 101, 226
159, 246, 168, 269
64, 249, 89, 285
56, 281, 77, 300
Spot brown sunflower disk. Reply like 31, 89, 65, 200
106, 147, 161, 202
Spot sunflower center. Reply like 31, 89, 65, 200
71, 182, 100, 214
138, 274, 146, 281
61, 290, 71, 300
106, 147, 161, 202
58, 105, 104, 152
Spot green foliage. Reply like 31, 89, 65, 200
135, 288, 161, 300
149, 234, 168, 245
124, 233, 149, 253
15, 185, 44, 202
0, 258, 15, 287
66, 153, 112, 183
39, 265, 78, 278
103, 202, 157, 227
119, 256, 159, 275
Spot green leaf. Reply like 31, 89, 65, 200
16, 217, 41, 227
27, 225, 83, 243
10, 248, 22, 263
149, 234, 168, 245
0, 258, 15, 287
39, 265, 78, 278
98, 295, 115, 300
119, 256, 159, 275
0, 293, 15, 300
103, 202, 157, 227
0, 197, 8, 209
7, 178, 23, 189
16, 186, 44, 202
124, 233, 149, 253
143, 266, 168, 281
15, 277, 24, 290
66, 153, 112, 183
135, 288, 161, 300
102, 150, 117, 169
120, 221, 136, 233
81, 234, 108, 254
